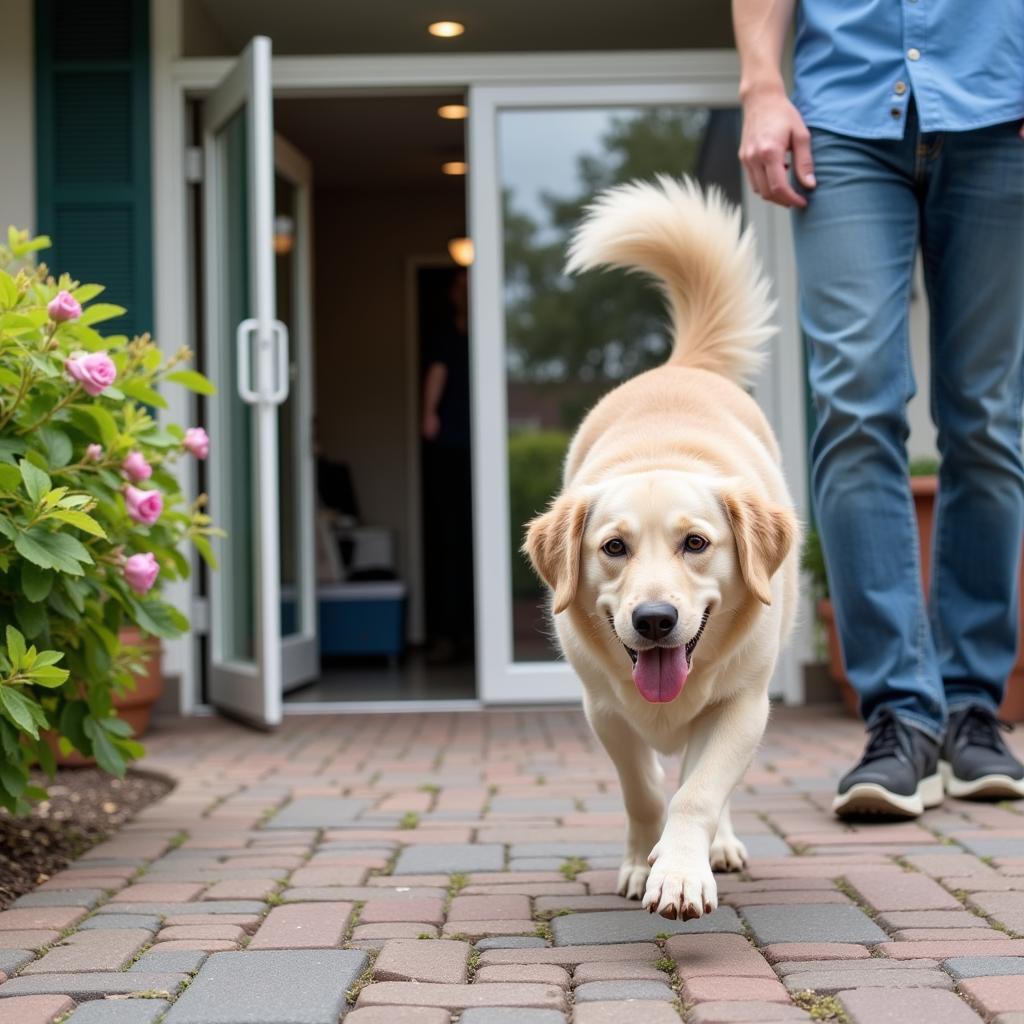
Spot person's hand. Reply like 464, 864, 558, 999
422, 411, 441, 440
739, 86, 816, 208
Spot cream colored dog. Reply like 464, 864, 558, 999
525, 177, 799, 921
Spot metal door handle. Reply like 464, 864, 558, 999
236, 318, 259, 404
267, 319, 290, 405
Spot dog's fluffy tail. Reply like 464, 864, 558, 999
566, 175, 776, 387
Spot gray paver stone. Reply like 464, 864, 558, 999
0, 972, 187, 1001
552, 908, 741, 945
266, 798, 373, 828
95, 902, 265, 916
79, 915, 161, 932
393, 844, 504, 875
574, 980, 677, 1002
945, 957, 1024, 981
460, 1012, 567, 1024
740, 904, 887, 945
476, 937, 550, 950
10, 889, 106, 909
783, 968, 953, 993
67, 1001, 171, 1024
509, 844, 623, 859
163, 949, 367, 1024
130, 950, 208, 974
0, 949, 32, 975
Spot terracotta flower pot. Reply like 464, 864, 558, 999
819, 475, 1024, 721
47, 627, 163, 767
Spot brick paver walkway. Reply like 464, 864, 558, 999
3, 705, 1024, 1022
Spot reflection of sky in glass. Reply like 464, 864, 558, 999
500, 108, 622, 240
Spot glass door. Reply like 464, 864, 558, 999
202, 37, 318, 725
468, 83, 755, 704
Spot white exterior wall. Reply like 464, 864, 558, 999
0, 0, 35, 237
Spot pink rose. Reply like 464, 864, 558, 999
65, 352, 116, 396
183, 427, 210, 460
121, 451, 152, 481
85, 443, 103, 462
123, 552, 159, 594
124, 485, 163, 526
48, 290, 81, 323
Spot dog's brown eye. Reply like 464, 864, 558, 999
602, 538, 627, 557
684, 534, 709, 553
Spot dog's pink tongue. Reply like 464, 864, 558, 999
632, 647, 689, 703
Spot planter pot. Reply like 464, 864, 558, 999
818, 476, 1024, 721
47, 628, 163, 767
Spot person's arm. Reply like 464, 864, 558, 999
421, 362, 447, 440
733, 0, 815, 208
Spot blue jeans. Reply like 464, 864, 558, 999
792, 102, 1024, 739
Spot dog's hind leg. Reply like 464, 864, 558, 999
710, 801, 748, 872
586, 702, 665, 900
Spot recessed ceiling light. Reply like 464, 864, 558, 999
428, 21, 465, 38
442, 161, 467, 176
448, 237, 474, 267
438, 104, 468, 120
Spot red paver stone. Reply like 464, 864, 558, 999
289, 866, 369, 887
441, 920, 538, 940
684, 976, 791, 1003
248, 901, 353, 949
162, 914, 260, 929
723, 890, 852, 908
574, 1003, 685, 1024
347, 1008, 451, 1024
0, 932, 59, 951
844, 870, 961, 912
667, 934, 777, 979
478, 942, 661, 968
475, 964, 571, 987
761, 943, 872, 964
155, 924, 247, 942
879, 940, 1024, 959
151, 938, 240, 952
572, 962, 667, 985
0, 909, 85, 931
840, 988, 983, 1023
372, 938, 470, 983
0, 994, 76, 1024
448, 895, 531, 921
961, 977, 1024, 1016
689, 1003, 811, 1023
891, 928, 1006, 942
110, 882, 205, 903
360, 898, 444, 925
353, 924, 438, 940
202, 879, 279, 900
356, 981, 566, 1011
21, 929, 150, 973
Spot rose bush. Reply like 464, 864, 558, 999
0, 227, 221, 812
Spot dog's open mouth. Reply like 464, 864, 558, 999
610, 606, 711, 704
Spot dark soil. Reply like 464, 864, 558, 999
0, 768, 173, 910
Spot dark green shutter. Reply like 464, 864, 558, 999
35, 0, 152, 338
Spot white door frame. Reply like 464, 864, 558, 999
149, 7, 810, 711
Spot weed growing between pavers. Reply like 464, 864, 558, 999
792, 990, 850, 1022
560, 857, 589, 881
467, 947, 482, 980
833, 877, 881, 921
534, 920, 554, 941
345, 955, 377, 1005
399, 811, 420, 830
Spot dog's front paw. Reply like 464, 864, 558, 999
710, 833, 748, 872
642, 848, 717, 921
617, 857, 650, 900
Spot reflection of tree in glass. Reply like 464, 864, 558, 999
504, 108, 710, 429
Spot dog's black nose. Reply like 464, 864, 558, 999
632, 602, 678, 641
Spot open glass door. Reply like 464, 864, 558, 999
202, 37, 318, 726
468, 82, 788, 704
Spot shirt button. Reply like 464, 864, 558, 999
907, 48, 921, 61
890, 108, 902, 119
894, 81, 907, 95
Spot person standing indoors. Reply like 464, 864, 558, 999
733, 0, 1024, 816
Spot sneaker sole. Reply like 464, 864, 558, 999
832, 772, 943, 818
940, 760, 1024, 800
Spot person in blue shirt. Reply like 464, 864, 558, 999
734, 0, 1024, 817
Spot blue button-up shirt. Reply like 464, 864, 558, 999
792, 0, 1024, 139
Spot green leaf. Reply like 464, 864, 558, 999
71, 283, 105, 304
0, 270, 18, 311
0, 718, 20, 759
14, 597, 47, 639
192, 534, 218, 571
25, 665, 69, 688
100, 716, 134, 737
131, 599, 187, 640
5, 625, 25, 667
69, 405, 118, 447
0, 762, 26, 798
21, 563, 53, 603
165, 369, 217, 396
0, 439, 26, 465
0, 686, 40, 738
30, 650, 64, 668
0, 516, 16, 542
38, 427, 73, 469
0, 464, 21, 491
119, 380, 168, 410
14, 529, 90, 575
59, 701, 89, 753
33, 738, 56, 777
84, 717, 126, 777
78, 303, 126, 326
18, 459, 50, 505
49, 509, 106, 538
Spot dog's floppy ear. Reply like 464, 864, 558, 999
722, 485, 797, 606
523, 493, 590, 614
